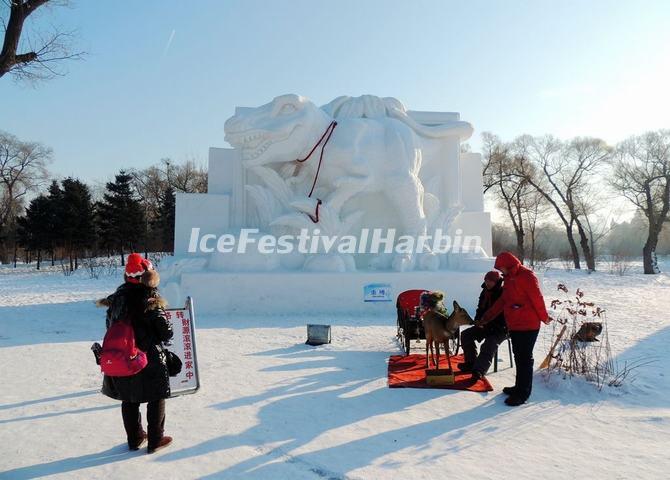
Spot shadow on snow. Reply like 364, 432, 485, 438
157, 343, 508, 478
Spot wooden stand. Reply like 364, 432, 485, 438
425, 368, 455, 386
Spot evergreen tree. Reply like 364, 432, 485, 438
45, 180, 64, 265
16, 195, 52, 269
61, 178, 96, 270
154, 185, 175, 252
96, 171, 145, 265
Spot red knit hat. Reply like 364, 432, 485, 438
125, 253, 153, 284
484, 270, 501, 283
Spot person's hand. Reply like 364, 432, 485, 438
477, 311, 491, 327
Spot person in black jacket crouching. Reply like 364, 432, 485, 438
458, 271, 507, 380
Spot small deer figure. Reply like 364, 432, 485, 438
422, 299, 474, 370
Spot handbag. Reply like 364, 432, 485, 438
164, 348, 182, 376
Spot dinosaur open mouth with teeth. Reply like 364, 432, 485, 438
225, 126, 299, 163
245, 139, 273, 160
227, 130, 266, 148
225, 130, 272, 159
242, 132, 266, 149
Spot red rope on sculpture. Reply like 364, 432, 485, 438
308, 199, 323, 224
295, 120, 337, 223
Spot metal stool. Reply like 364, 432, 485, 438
493, 335, 514, 372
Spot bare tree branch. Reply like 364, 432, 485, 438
0, 0, 84, 83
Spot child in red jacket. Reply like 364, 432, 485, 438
477, 252, 550, 406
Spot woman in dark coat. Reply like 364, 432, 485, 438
458, 271, 507, 379
99, 253, 174, 453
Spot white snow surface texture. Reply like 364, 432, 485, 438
1, 260, 669, 479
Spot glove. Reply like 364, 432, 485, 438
91, 342, 102, 365
478, 311, 492, 327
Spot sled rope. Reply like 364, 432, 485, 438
295, 120, 337, 223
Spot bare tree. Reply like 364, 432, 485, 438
131, 164, 165, 220
609, 130, 670, 274
131, 158, 208, 213
163, 158, 207, 193
129, 158, 207, 255
509, 135, 581, 268
481, 132, 502, 195
482, 132, 536, 263
0, 0, 83, 82
0, 130, 50, 262
514, 135, 610, 271
562, 138, 611, 270
577, 197, 620, 263
521, 188, 549, 268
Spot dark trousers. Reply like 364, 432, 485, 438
461, 326, 507, 374
509, 329, 540, 401
121, 399, 165, 448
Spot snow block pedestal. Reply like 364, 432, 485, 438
162, 269, 490, 316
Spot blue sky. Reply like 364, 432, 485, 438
1, 0, 669, 182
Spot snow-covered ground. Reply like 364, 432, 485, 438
1, 260, 669, 479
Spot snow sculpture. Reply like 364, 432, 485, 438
165, 94, 493, 313
215, 94, 475, 271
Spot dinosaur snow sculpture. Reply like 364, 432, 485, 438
224, 94, 473, 271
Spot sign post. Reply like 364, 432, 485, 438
165, 296, 201, 397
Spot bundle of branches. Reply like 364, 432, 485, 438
544, 284, 618, 389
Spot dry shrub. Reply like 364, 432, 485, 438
82, 257, 119, 279
606, 254, 633, 276
544, 283, 644, 389
558, 251, 574, 271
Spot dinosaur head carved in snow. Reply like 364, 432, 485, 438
224, 94, 331, 167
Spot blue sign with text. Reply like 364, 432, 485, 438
363, 283, 392, 302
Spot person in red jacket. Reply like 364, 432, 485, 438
477, 251, 550, 406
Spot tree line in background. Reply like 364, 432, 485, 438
0, 130, 206, 269
491, 212, 670, 269
484, 129, 670, 274
2, 126, 669, 274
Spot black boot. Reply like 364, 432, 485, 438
129, 431, 147, 451
148, 435, 173, 454
457, 362, 474, 372
502, 386, 517, 396
505, 396, 526, 407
